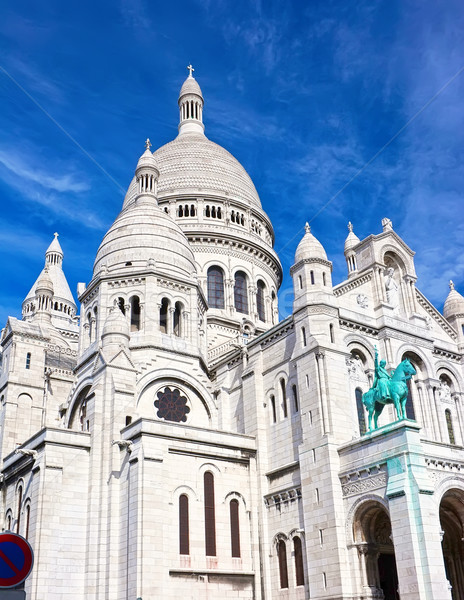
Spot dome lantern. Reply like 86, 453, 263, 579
135, 139, 160, 200
178, 65, 205, 136
344, 221, 360, 277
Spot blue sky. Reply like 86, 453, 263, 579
0, 0, 463, 323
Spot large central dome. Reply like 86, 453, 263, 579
152, 133, 262, 208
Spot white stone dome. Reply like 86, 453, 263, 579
179, 76, 203, 100
344, 222, 360, 253
122, 134, 262, 210
94, 198, 196, 279
294, 223, 328, 263
444, 281, 464, 319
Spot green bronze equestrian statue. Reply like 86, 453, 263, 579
362, 346, 416, 431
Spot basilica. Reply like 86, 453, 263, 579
1, 68, 464, 600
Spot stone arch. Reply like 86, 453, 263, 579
350, 497, 399, 599
66, 384, 93, 430
137, 371, 215, 428
439, 487, 464, 599
223, 490, 248, 511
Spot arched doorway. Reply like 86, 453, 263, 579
440, 489, 464, 599
353, 501, 400, 600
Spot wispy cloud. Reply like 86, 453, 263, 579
0, 149, 89, 193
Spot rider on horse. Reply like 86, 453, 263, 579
373, 347, 391, 401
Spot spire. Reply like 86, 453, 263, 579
305, 222, 311, 234
45, 232, 63, 267
178, 65, 205, 136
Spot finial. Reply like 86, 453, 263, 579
305, 222, 311, 234
53, 232, 59, 239
187, 64, 194, 78
348, 221, 353, 232
145, 138, 152, 151
449, 280, 455, 290
381, 217, 393, 231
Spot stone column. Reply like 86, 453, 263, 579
315, 352, 330, 434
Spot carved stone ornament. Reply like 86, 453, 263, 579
357, 294, 368, 309
154, 387, 190, 423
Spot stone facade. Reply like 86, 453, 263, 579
1, 70, 464, 600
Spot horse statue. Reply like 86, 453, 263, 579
362, 349, 416, 431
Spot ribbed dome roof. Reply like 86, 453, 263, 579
444, 281, 464, 319
94, 198, 196, 279
179, 75, 203, 100
344, 222, 360, 252
295, 223, 328, 263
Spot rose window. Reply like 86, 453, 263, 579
154, 387, 190, 423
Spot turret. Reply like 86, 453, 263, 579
33, 268, 54, 323
135, 139, 160, 200
344, 221, 360, 277
178, 65, 205, 136
101, 300, 130, 356
291, 223, 334, 312
444, 280, 464, 344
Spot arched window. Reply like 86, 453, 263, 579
270, 395, 276, 423
257, 280, 266, 321
179, 494, 189, 555
6, 513, 11, 531
25, 353, 31, 370
173, 302, 182, 337
329, 323, 335, 343
355, 388, 366, 436
302, 327, 307, 347
234, 271, 248, 314
230, 499, 240, 558
445, 409, 456, 445
25, 504, 31, 539
278, 540, 289, 589
405, 379, 416, 420
204, 472, 216, 556
322, 272, 326, 286
207, 267, 225, 309
298, 275, 303, 290
16, 486, 23, 534
160, 298, 169, 333
280, 378, 287, 418
294, 536, 305, 586
310, 271, 315, 285
292, 384, 299, 412
118, 297, 126, 314
130, 296, 140, 331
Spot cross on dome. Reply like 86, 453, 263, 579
450, 280, 455, 290
305, 222, 311, 234
145, 138, 152, 150
54, 232, 59, 239
187, 64, 194, 78
348, 222, 353, 232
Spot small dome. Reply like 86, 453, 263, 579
444, 281, 464, 319
36, 268, 54, 294
136, 141, 159, 175
294, 223, 328, 263
102, 301, 130, 339
344, 222, 360, 253
179, 74, 203, 101
94, 198, 197, 279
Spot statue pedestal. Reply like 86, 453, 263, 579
339, 421, 452, 600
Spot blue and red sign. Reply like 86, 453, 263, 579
0, 533, 34, 588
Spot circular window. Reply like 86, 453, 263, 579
154, 387, 190, 423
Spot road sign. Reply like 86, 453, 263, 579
0, 533, 33, 589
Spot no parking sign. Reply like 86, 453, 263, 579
0, 533, 33, 589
